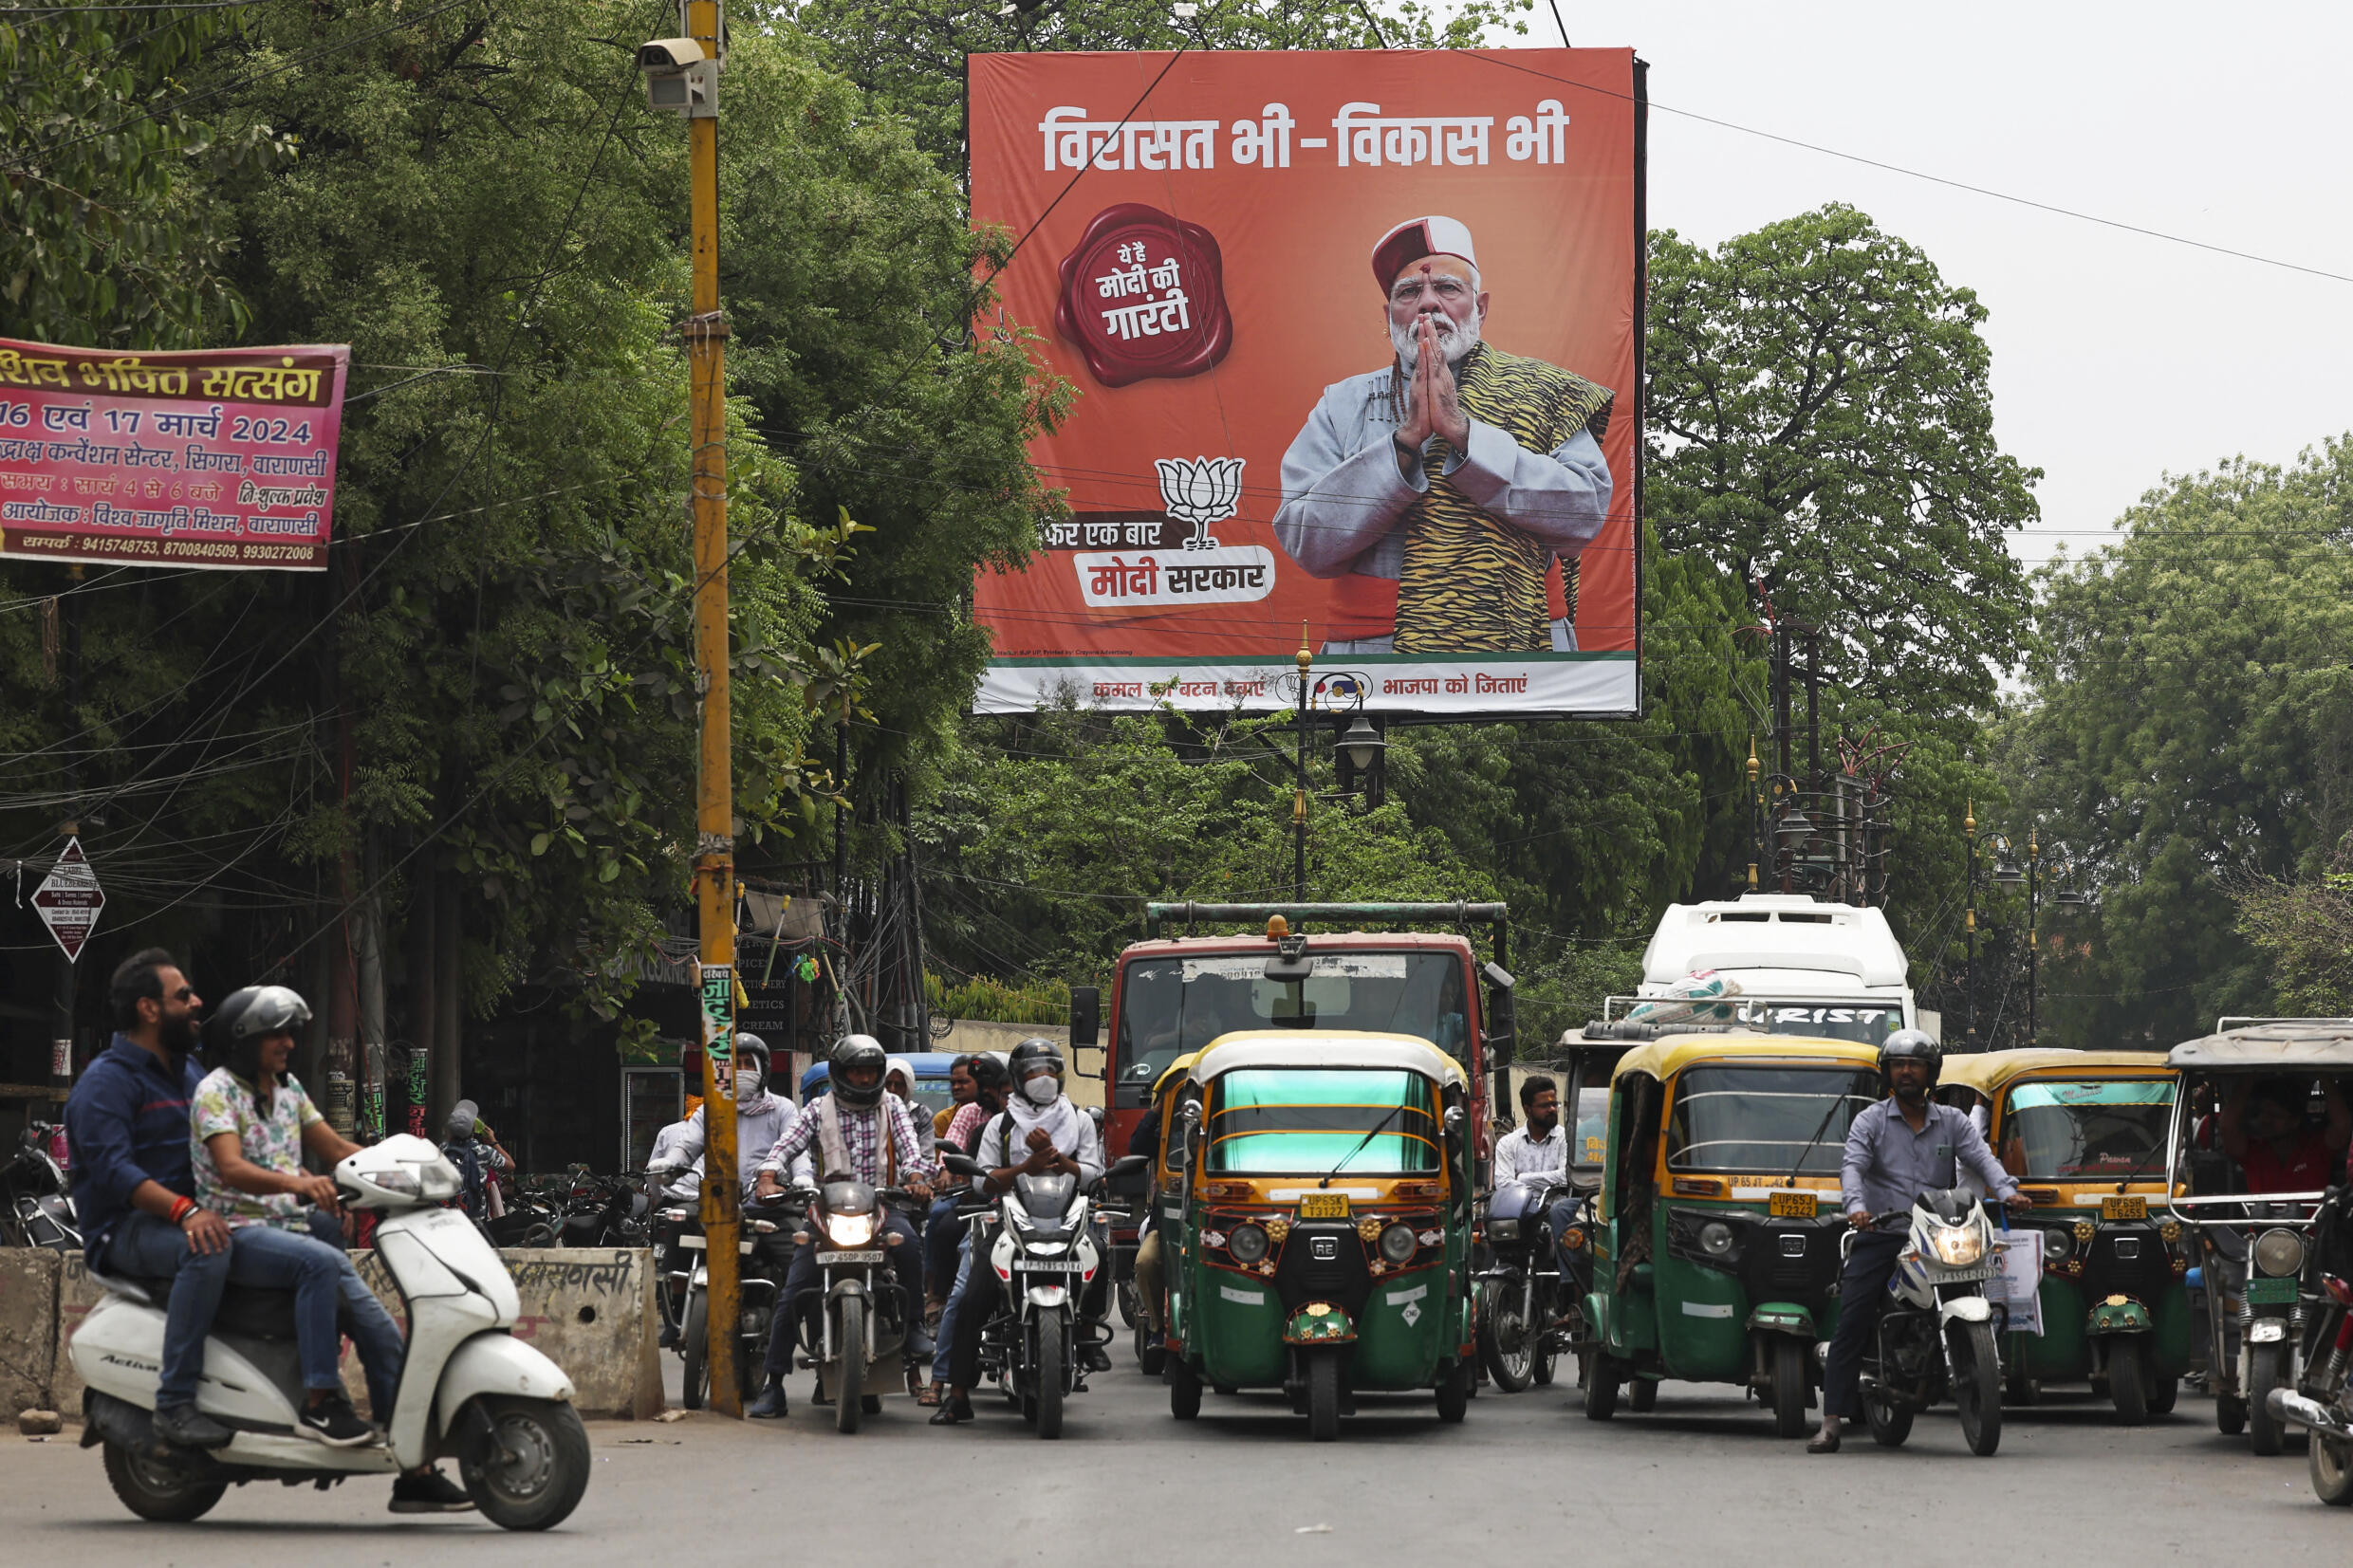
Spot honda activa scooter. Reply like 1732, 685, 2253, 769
71, 1134, 590, 1530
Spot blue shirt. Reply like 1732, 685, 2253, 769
64, 1033, 204, 1265
1840, 1098, 2016, 1222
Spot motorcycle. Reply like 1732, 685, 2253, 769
2266, 1185, 2353, 1504
1, 1121, 79, 1251
556, 1168, 645, 1249
939, 1150, 1146, 1439
777, 1179, 919, 1432
1844, 1189, 2005, 1457
676, 1190, 793, 1411
70, 1134, 589, 1530
646, 1168, 702, 1350
1476, 1178, 1577, 1392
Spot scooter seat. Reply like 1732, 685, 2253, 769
115, 1277, 347, 1341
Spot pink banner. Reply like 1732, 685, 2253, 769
0, 338, 349, 571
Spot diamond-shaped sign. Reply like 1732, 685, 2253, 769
31, 837, 103, 963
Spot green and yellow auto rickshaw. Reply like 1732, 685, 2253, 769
1583, 1034, 1882, 1435
1162, 1030, 1476, 1440
1937, 1050, 2189, 1421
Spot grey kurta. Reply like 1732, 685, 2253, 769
1272, 360, 1612, 652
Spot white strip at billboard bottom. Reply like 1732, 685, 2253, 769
974, 654, 1637, 716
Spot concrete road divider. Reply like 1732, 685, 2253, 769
16, 1243, 660, 1421
0, 1249, 60, 1416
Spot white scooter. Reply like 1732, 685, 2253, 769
71, 1134, 591, 1530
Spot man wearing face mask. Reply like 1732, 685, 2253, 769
64, 949, 234, 1449
658, 1035, 809, 1202
1273, 214, 1615, 655
931, 1038, 1107, 1426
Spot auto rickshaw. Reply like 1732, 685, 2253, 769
2164, 1021, 2353, 1454
1132, 1050, 1199, 1376
1937, 1049, 2189, 1421
1582, 1032, 1882, 1435
1162, 1030, 1476, 1440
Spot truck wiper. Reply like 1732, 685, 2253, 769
1320, 1101, 1409, 1188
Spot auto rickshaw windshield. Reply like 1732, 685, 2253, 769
1997, 1079, 2173, 1181
1207, 1067, 1441, 1174
1664, 1064, 1881, 1175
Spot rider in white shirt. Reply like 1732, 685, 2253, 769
1492, 1076, 1578, 1277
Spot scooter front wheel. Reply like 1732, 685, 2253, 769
458, 1396, 592, 1532
102, 1442, 226, 1522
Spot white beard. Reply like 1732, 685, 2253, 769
1390, 308, 1483, 374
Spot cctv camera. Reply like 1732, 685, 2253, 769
637, 37, 706, 69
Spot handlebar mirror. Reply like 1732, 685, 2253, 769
939, 1151, 983, 1178
1105, 1153, 1149, 1179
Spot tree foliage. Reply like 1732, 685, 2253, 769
1649, 205, 2039, 721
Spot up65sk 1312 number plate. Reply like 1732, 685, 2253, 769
1297, 1193, 1350, 1219
1769, 1190, 1819, 1219
2102, 1195, 2147, 1221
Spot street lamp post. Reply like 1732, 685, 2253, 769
1293, 628, 1310, 904
1964, 801, 1977, 1049
2027, 827, 2040, 1047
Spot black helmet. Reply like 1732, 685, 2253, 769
969, 1051, 1010, 1097
202, 985, 312, 1083
1878, 1028, 1943, 1088
1010, 1037, 1065, 1103
735, 1032, 769, 1098
830, 1034, 888, 1109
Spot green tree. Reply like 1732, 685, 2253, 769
778, 0, 1534, 171
1997, 440, 2353, 1045
1648, 205, 2040, 720
0, 2, 285, 346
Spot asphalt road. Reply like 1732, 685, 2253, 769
7, 1349, 2349, 1566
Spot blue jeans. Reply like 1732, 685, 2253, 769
933, 1232, 973, 1383
101, 1210, 232, 1410
227, 1224, 408, 1413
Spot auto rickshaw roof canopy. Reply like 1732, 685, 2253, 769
1152, 1051, 1201, 1098
1189, 1030, 1468, 1089
1939, 1048, 2171, 1096
2167, 1022, 2353, 1070
1606, 1035, 1882, 1084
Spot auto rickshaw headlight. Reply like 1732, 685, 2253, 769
1228, 1223, 1270, 1264
2254, 1227, 2306, 1278
2044, 1226, 2074, 1263
1697, 1221, 1735, 1259
1378, 1223, 1417, 1264
1928, 1225, 1986, 1267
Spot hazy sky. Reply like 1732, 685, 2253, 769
1542, 3, 2353, 571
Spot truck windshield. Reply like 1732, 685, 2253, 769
1997, 1079, 2174, 1180
1665, 1065, 1882, 1174
1113, 950, 1468, 1108
1614, 997, 1902, 1045
1206, 1068, 1440, 1174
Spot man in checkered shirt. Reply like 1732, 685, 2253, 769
748, 1036, 935, 1418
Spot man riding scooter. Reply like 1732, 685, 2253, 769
747, 1036, 936, 1419
63, 950, 231, 1450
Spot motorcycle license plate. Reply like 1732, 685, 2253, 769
2102, 1195, 2147, 1222
1769, 1191, 1818, 1219
1018, 1259, 1086, 1273
1298, 1194, 1350, 1220
2246, 1276, 2299, 1304
820, 1250, 885, 1264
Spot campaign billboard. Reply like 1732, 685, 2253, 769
969, 48, 1643, 716
0, 338, 349, 570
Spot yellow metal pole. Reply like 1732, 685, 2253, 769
683, 0, 740, 1418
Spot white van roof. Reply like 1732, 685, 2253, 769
1640, 895, 1910, 990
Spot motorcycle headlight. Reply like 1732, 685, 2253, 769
1228, 1223, 1270, 1264
2255, 1227, 2306, 1278
1697, 1221, 1735, 1259
1488, 1217, 1521, 1243
1929, 1226, 1986, 1267
1378, 1223, 1417, 1264
659, 1206, 693, 1222
827, 1212, 877, 1247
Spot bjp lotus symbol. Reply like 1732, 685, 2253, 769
1155, 456, 1245, 551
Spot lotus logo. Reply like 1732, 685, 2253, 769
1155, 456, 1244, 551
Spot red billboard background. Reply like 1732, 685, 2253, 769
969, 47, 1643, 715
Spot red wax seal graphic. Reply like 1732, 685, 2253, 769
1055, 203, 1232, 389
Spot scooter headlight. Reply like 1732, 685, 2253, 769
2254, 1227, 2306, 1279
413, 1161, 460, 1201
1929, 1226, 1986, 1267
827, 1212, 877, 1247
